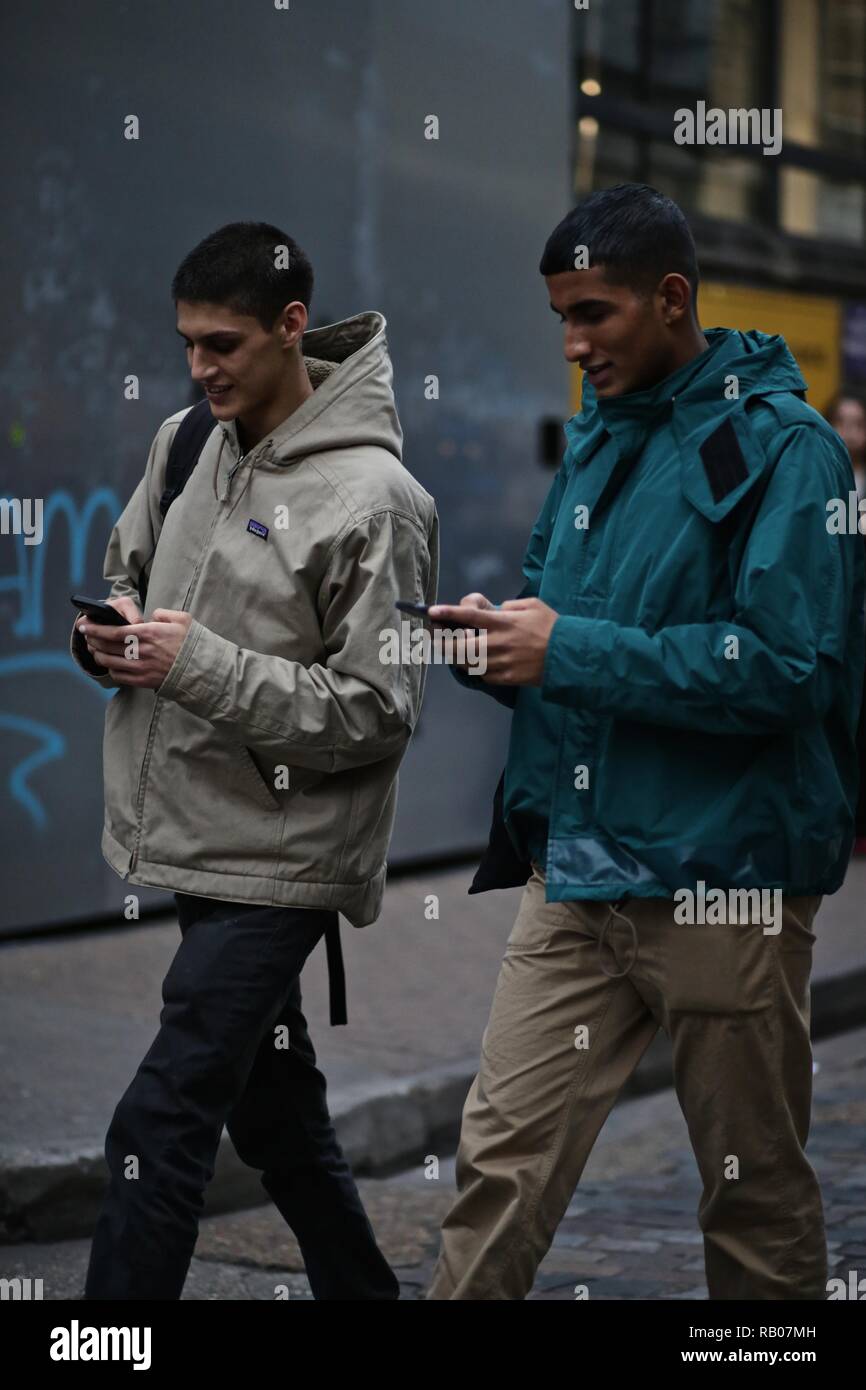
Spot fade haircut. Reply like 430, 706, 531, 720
539, 183, 700, 311
171, 221, 314, 330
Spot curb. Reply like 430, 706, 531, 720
2, 977, 864, 1243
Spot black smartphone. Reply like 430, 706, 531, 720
395, 599, 500, 623
395, 600, 435, 619
70, 594, 130, 626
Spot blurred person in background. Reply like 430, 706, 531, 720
825, 389, 866, 852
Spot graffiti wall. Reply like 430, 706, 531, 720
1, 0, 571, 930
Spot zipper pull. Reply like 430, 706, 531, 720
226, 452, 246, 493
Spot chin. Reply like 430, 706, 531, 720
606, 377, 640, 397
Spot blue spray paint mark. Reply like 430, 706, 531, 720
1, 486, 122, 826
1, 487, 121, 638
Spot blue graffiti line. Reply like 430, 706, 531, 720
0, 487, 122, 638
0, 711, 65, 830
0, 657, 112, 827
1, 486, 122, 827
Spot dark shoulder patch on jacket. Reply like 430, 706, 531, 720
699, 417, 749, 503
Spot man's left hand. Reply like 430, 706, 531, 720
427, 596, 559, 685
78, 609, 193, 689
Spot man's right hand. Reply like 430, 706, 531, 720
447, 592, 493, 670
106, 596, 143, 624
75, 596, 144, 671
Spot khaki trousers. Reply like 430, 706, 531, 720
427, 863, 826, 1300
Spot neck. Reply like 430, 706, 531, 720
236, 357, 314, 452
666, 322, 710, 376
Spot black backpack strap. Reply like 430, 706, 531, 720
324, 918, 348, 1025
159, 398, 218, 518
137, 400, 217, 608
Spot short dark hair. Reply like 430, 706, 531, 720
539, 183, 700, 309
171, 221, 314, 330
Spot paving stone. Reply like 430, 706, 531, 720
542, 1248, 608, 1268
588, 1236, 662, 1253
551, 1229, 589, 1248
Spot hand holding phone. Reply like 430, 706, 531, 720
71, 594, 132, 626
395, 600, 443, 622
71, 593, 144, 677
395, 596, 500, 626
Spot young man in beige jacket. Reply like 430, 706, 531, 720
71, 221, 438, 1300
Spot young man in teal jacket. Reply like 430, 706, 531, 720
426, 183, 865, 1301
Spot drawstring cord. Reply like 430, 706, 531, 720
597, 895, 638, 979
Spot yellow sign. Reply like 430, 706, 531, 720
570, 281, 842, 416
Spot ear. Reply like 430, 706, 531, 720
277, 301, 308, 348
659, 272, 692, 325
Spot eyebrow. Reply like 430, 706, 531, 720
175, 328, 242, 344
549, 299, 609, 315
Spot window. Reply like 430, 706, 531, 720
779, 0, 866, 243
574, 0, 866, 246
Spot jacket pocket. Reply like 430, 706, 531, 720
232, 743, 282, 811
102, 688, 139, 841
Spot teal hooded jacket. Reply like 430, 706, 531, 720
455, 328, 865, 901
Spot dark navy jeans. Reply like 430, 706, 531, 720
83, 893, 398, 1300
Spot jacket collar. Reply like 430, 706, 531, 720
564, 328, 807, 467
216, 310, 399, 467
218, 356, 340, 465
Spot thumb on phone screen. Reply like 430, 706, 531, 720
106, 596, 143, 624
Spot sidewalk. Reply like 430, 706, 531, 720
1, 857, 864, 1242
4, 1022, 865, 1299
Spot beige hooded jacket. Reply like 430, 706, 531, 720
70, 311, 439, 928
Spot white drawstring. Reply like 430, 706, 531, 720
597, 896, 638, 979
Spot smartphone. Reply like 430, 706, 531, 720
395, 600, 436, 619
395, 599, 500, 621
394, 600, 500, 638
70, 594, 130, 626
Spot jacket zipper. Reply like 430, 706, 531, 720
128, 439, 253, 875
543, 449, 601, 879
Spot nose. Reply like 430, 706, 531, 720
564, 326, 592, 365
188, 346, 218, 382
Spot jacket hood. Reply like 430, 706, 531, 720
568, 328, 808, 462
219, 309, 403, 467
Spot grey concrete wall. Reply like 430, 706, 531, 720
0, 0, 572, 930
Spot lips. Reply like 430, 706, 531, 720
205, 384, 232, 397
584, 362, 614, 389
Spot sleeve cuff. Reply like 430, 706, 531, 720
540, 614, 596, 705
69, 615, 118, 687
157, 619, 234, 714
